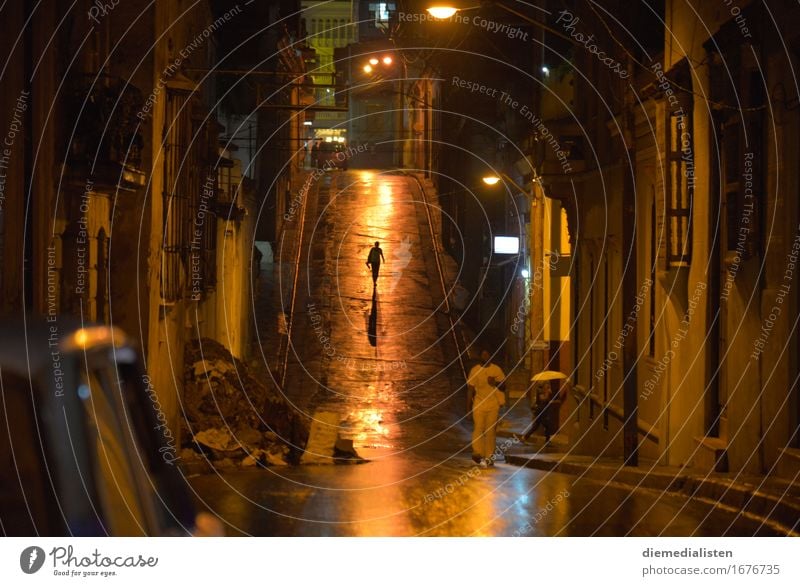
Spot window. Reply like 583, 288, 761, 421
96, 229, 108, 323
587, 255, 595, 419
161, 90, 191, 302
707, 19, 765, 266
649, 199, 656, 357
162, 92, 218, 302
112, 360, 195, 531
717, 73, 762, 261
368, 2, 395, 29
80, 367, 152, 535
664, 70, 693, 268
602, 252, 609, 430
187, 119, 217, 297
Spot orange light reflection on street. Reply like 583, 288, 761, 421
378, 182, 393, 205
351, 408, 391, 447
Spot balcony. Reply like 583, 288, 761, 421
63, 75, 147, 193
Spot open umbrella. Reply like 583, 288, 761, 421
521, 370, 572, 443
530, 370, 570, 383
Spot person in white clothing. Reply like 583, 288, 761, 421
467, 350, 506, 467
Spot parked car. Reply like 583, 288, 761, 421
0, 318, 220, 536
316, 141, 349, 170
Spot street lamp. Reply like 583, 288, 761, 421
424, 2, 579, 45
426, 5, 459, 19
482, 170, 546, 376
482, 172, 534, 201
363, 55, 394, 75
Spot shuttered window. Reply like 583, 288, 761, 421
162, 91, 218, 302
161, 89, 191, 302
664, 70, 693, 268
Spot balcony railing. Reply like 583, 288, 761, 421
64, 75, 147, 191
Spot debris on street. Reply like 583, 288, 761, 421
183, 338, 309, 467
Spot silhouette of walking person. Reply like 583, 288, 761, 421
366, 241, 386, 286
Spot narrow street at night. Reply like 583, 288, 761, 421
189, 171, 784, 536
5, 0, 800, 582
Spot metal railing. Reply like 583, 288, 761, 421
572, 384, 660, 444
409, 173, 469, 385
277, 172, 316, 389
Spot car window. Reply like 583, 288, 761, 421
113, 358, 195, 534
79, 367, 154, 535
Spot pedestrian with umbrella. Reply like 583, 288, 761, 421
522, 371, 570, 445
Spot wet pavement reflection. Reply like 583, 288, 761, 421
190, 171, 780, 536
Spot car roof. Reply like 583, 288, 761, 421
0, 317, 128, 378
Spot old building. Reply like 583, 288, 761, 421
0, 0, 309, 447
405, 66, 442, 177
549, 0, 800, 477
301, 0, 355, 142
666, 0, 800, 476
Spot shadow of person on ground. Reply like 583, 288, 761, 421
367, 287, 378, 346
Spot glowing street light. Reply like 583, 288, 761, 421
363, 64, 373, 73
369, 58, 379, 65
425, 2, 580, 45
382, 55, 393, 65
426, 5, 458, 19
482, 172, 535, 197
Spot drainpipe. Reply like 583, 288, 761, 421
530, 175, 546, 383
622, 54, 639, 467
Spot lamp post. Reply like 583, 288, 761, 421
426, 5, 460, 19
482, 172, 546, 379
425, 0, 573, 376
356, 50, 405, 167
425, 2, 579, 45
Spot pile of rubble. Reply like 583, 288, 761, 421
182, 338, 308, 468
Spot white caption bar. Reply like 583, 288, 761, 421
1, 538, 798, 585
